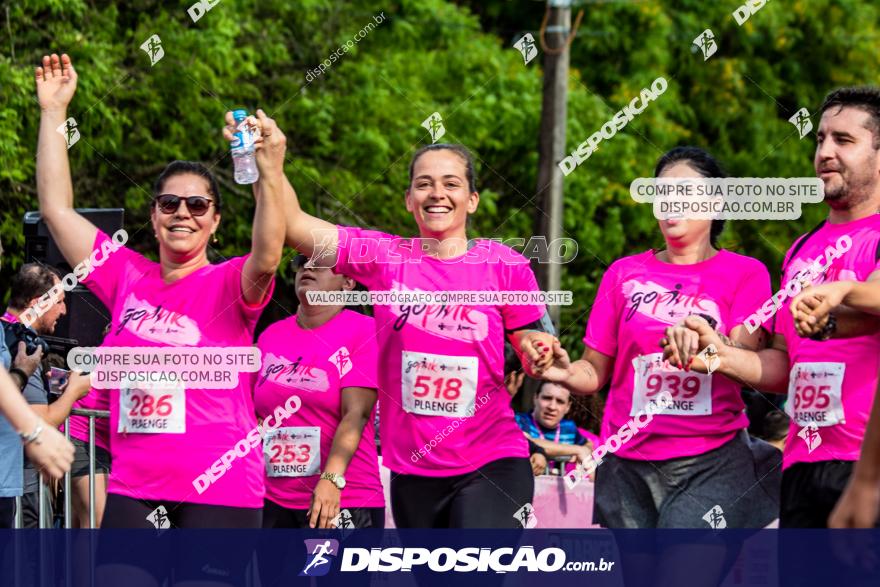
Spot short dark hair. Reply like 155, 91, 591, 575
153, 161, 222, 212
408, 144, 477, 193
820, 87, 880, 149
8, 263, 62, 310
654, 146, 727, 248
761, 410, 790, 443
535, 381, 571, 403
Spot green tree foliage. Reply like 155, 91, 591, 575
1, 0, 879, 351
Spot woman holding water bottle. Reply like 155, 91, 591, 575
34, 52, 285, 543
278, 142, 557, 528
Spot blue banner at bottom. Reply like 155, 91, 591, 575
1, 529, 879, 587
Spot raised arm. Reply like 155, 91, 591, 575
35, 53, 98, 267
280, 172, 338, 266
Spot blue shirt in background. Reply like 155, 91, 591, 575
0, 326, 24, 498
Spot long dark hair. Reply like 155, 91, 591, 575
654, 146, 726, 248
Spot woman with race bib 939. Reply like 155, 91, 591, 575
537, 147, 781, 529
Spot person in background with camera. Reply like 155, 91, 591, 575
2, 262, 90, 527
0, 238, 74, 528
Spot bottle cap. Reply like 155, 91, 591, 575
232, 109, 249, 121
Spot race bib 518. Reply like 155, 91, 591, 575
401, 351, 478, 418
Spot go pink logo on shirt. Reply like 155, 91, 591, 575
622, 279, 720, 326
388, 281, 489, 342
259, 352, 330, 392
116, 293, 201, 345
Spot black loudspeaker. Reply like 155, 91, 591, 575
23, 209, 125, 348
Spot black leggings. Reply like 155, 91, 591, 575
101, 492, 262, 529
0, 497, 13, 529
390, 457, 534, 528
262, 498, 385, 528
98, 494, 261, 586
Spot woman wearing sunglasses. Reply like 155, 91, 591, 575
34, 53, 285, 538
255, 254, 383, 531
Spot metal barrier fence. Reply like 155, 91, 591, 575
545, 454, 574, 476
13, 407, 110, 529
13, 415, 578, 528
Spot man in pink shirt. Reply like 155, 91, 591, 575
667, 87, 880, 528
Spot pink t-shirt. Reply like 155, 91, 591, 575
82, 231, 273, 507
584, 249, 771, 460
775, 214, 880, 468
334, 226, 544, 476
254, 310, 384, 509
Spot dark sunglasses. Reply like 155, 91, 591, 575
154, 194, 215, 217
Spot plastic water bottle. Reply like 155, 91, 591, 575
231, 108, 259, 184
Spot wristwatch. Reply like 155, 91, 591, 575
694, 313, 718, 330
320, 472, 346, 490
809, 312, 837, 342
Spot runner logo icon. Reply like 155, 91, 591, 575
702, 505, 727, 529
696, 344, 720, 374
798, 423, 823, 453
300, 539, 340, 577
693, 29, 717, 60
147, 505, 171, 530
514, 33, 538, 65
514, 503, 538, 528
789, 108, 813, 139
